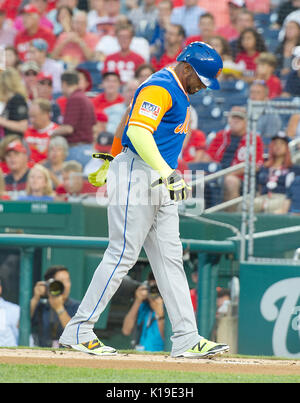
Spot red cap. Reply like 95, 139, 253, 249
21, 4, 41, 15
5, 140, 27, 155
37, 72, 53, 82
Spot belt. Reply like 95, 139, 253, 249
122, 146, 128, 153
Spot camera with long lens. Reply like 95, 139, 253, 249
143, 281, 160, 299
43, 279, 64, 298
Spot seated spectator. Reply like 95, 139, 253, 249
52, 71, 96, 154
201, 106, 264, 210
255, 53, 282, 99
14, 0, 54, 32
229, 8, 255, 59
20, 60, 40, 100
87, 0, 107, 32
104, 78, 139, 133
92, 71, 124, 115
89, 0, 120, 37
0, 134, 23, 174
3, 139, 31, 198
47, 0, 79, 36
281, 48, 300, 97
24, 99, 59, 164
148, 0, 173, 59
36, 73, 63, 124
151, 23, 185, 71
185, 12, 216, 46
275, 19, 300, 80
43, 136, 69, 188
249, 80, 282, 149
28, 38, 64, 95
208, 35, 233, 62
18, 163, 55, 201
0, 170, 10, 200
56, 4, 74, 35
95, 18, 150, 62
0, 6, 17, 47
30, 265, 80, 347
255, 133, 294, 213
14, 4, 56, 61
235, 27, 267, 81
122, 272, 165, 352
51, 10, 99, 66
135, 63, 156, 84
5, 46, 21, 70
170, 0, 205, 38
0, 276, 20, 347
102, 23, 145, 84
55, 160, 97, 201
277, 175, 300, 214
128, 0, 158, 40
217, 0, 246, 41
56, 67, 93, 116
0, 68, 29, 137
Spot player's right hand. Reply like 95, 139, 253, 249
88, 153, 114, 187
151, 170, 191, 202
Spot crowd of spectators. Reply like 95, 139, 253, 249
0, 0, 300, 213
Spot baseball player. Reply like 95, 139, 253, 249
59, 42, 230, 358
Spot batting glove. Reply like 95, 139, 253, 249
88, 153, 114, 187
151, 170, 191, 202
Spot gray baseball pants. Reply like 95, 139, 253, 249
59, 149, 201, 356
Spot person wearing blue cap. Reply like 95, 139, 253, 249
29, 39, 64, 94
59, 41, 230, 359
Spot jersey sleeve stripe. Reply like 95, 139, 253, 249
128, 121, 155, 133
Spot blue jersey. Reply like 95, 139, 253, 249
122, 67, 191, 169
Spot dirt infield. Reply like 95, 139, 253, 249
0, 348, 300, 376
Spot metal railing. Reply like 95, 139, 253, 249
0, 233, 238, 346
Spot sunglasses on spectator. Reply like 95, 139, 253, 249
24, 70, 38, 76
38, 80, 52, 86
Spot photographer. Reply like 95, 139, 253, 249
122, 272, 165, 352
30, 265, 80, 348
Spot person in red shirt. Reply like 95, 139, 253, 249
255, 52, 282, 99
51, 10, 99, 65
14, 4, 56, 61
92, 71, 124, 116
217, 0, 245, 41
151, 23, 184, 71
103, 23, 145, 84
24, 98, 59, 163
235, 27, 267, 80
201, 106, 264, 211
185, 12, 216, 46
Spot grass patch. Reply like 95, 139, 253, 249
0, 363, 299, 383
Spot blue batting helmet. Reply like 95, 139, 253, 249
176, 42, 223, 90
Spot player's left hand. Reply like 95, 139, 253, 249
151, 170, 191, 202
88, 153, 114, 187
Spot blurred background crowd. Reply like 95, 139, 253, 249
0, 0, 300, 213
